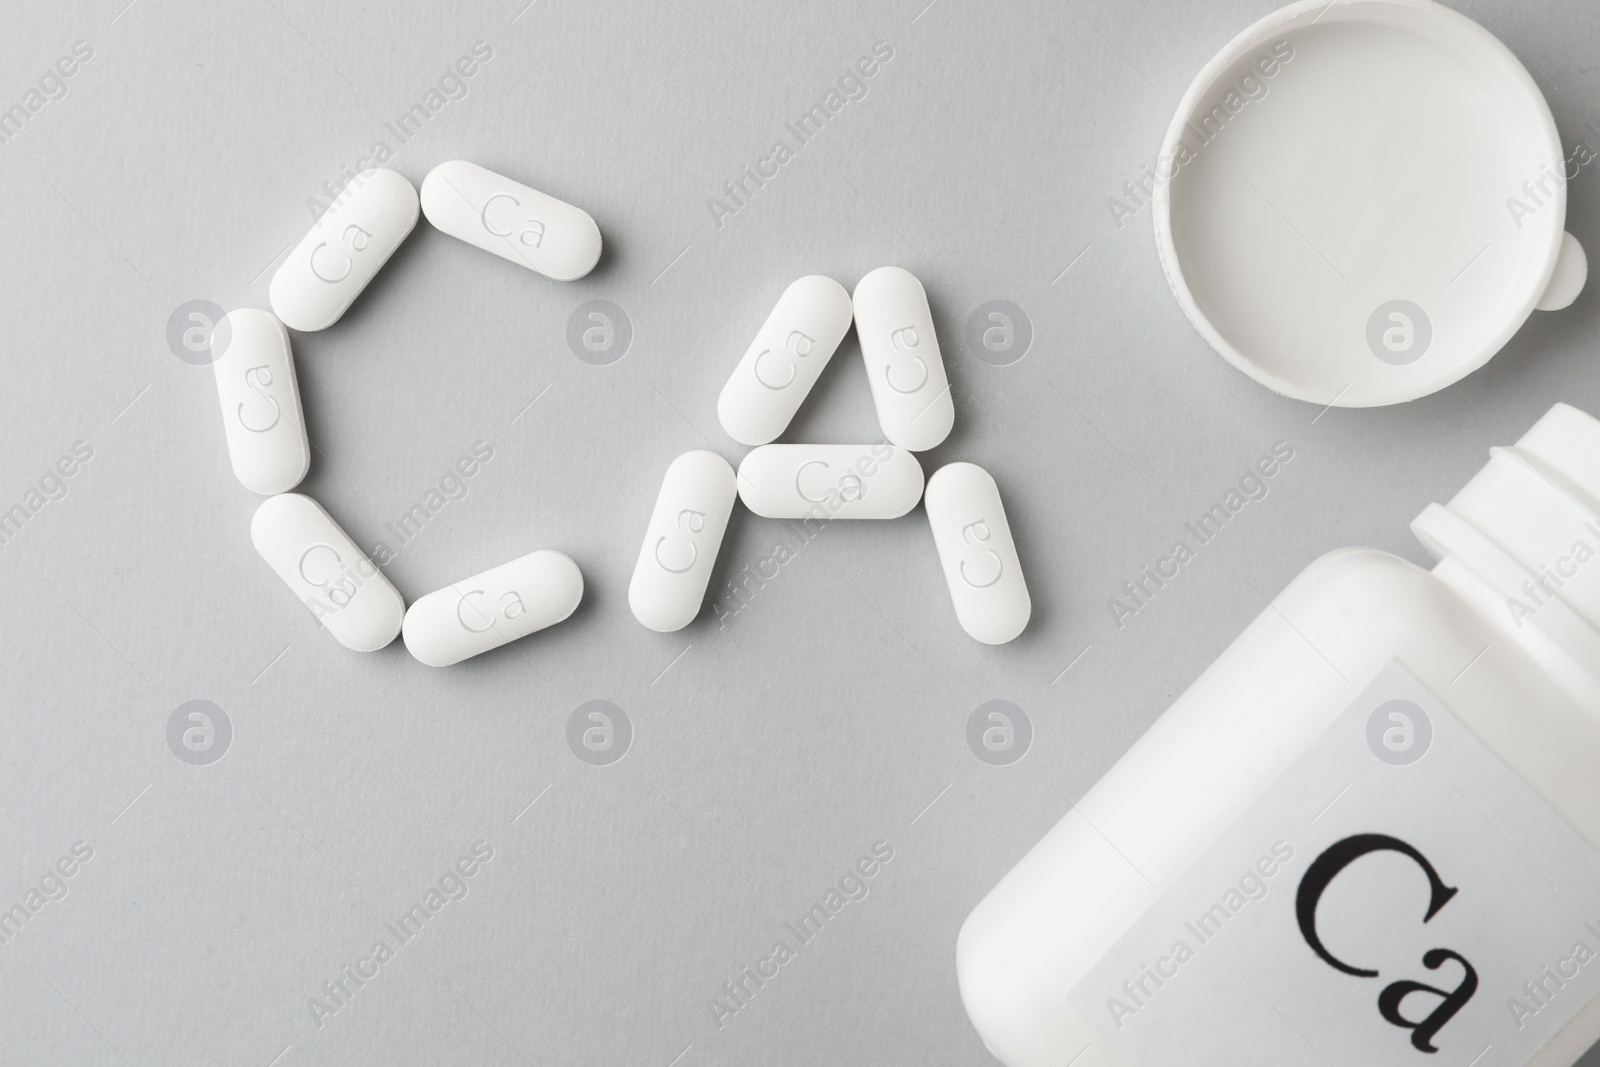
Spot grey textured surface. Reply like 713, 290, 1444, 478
3, 1, 1599, 1064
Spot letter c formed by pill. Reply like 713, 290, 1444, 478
212, 309, 310, 495
402, 550, 583, 667
420, 160, 601, 281
270, 169, 419, 332
251, 493, 406, 651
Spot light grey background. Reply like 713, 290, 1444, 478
2, 1, 1598, 1065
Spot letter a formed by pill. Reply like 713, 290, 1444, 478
852, 266, 955, 452
629, 451, 736, 632
924, 463, 1030, 644
270, 168, 419, 332
251, 493, 406, 651
717, 275, 854, 446
737, 443, 924, 520
402, 550, 583, 666
420, 161, 602, 281
212, 309, 310, 495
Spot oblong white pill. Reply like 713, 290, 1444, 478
212, 309, 309, 495
420, 160, 601, 281
402, 550, 583, 667
251, 493, 405, 652
924, 463, 1029, 644
716, 275, 854, 445
852, 266, 954, 452
269, 168, 419, 332
737, 443, 924, 520
629, 451, 736, 632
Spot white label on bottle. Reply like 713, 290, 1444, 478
1068, 662, 1600, 1066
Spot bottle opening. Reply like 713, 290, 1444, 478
1412, 403, 1600, 701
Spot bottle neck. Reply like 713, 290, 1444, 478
1412, 404, 1600, 707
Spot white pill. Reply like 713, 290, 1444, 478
402, 550, 583, 667
251, 493, 405, 652
269, 168, 419, 332
420, 160, 601, 281
212, 309, 309, 495
737, 443, 924, 520
716, 275, 854, 445
629, 451, 736, 632
852, 266, 954, 452
924, 463, 1030, 644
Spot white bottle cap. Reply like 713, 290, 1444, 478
1155, 0, 1586, 408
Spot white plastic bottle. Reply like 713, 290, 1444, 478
959, 403, 1600, 1067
